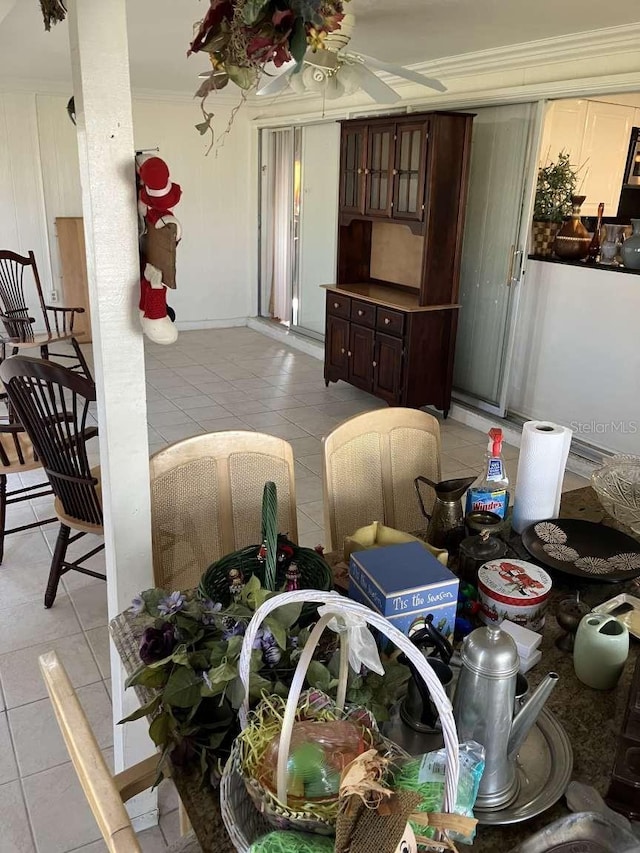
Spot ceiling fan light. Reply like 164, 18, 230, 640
323, 75, 345, 100
337, 62, 362, 96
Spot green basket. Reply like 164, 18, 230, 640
198, 482, 333, 607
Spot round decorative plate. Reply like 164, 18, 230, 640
522, 519, 640, 582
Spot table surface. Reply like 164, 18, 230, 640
110, 486, 640, 853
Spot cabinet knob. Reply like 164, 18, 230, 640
347, 351, 352, 358
372, 361, 377, 368
357, 168, 363, 175
341, 348, 345, 354
333, 302, 339, 309
392, 169, 398, 175
384, 317, 391, 325
357, 309, 364, 317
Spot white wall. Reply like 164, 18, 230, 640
0, 92, 52, 328
508, 260, 640, 454
2, 91, 253, 329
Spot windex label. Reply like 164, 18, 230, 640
466, 488, 509, 519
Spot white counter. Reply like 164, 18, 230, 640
508, 260, 640, 455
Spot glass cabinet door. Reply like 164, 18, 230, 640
364, 123, 395, 217
393, 121, 428, 221
339, 124, 366, 215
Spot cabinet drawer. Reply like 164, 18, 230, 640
376, 307, 405, 337
327, 294, 351, 319
350, 299, 376, 328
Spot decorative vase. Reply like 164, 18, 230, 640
600, 224, 626, 265
620, 219, 640, 270
553, 195, 591, 260
531, 220, 560, 257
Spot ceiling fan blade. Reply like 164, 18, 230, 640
256, 68, 295, 97
352, 53, 447, 93
355, 64, 402, 104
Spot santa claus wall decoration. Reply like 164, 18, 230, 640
137, 155, 182, 345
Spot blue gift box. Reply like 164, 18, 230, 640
348, 541, 459, 642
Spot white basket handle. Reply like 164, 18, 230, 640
238, 590, 460, 813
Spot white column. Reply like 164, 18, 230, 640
68, 0, 157, 829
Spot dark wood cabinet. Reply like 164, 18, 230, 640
339, 123, 367, 216
326, 110, 474, 414
374, 333, 404, 403
348, 324, 375, 391
364, 123, 395, 218
325, 314, 349, 378
393, 120, 428, 222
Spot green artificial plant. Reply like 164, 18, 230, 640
533, 151, 580, 223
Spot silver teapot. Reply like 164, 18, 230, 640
453, 624, 559, 810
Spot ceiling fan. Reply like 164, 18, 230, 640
254, 13, 446, 103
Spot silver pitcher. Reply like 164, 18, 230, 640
414, 475, 476, 551
452, 624, 559, 810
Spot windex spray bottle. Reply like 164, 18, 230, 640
465, 427, 510, 519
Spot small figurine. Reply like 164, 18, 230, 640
227, 568, 244, 600
286, 562, 301, 592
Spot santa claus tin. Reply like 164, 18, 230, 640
477, 559, 552, 632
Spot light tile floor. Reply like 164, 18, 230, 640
0, 327, 589, 852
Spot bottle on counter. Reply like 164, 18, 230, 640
586, 202, 604, 264
465, 427, 510, 519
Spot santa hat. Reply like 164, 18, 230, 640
139, 156, 182, 211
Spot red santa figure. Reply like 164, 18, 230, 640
137, 155, 182, 345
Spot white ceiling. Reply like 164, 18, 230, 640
1, 0, 640, 93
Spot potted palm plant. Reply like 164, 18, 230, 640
532, 152, 579, 257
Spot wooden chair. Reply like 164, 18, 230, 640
321, 407, 442, 551
39, 651, 201, 853
0, 355, 104, 607
149, 431, 298, 592
0, 250, 91, 378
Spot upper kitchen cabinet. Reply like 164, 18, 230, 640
339, 122, 367, 216
540, 99, 634, 217
364, 122, 396, 218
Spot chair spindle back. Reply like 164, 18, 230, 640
0, 251, 49, 341
0, 356, 101, 526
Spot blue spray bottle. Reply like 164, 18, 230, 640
465, 427, 510, 519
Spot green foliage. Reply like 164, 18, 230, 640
534, 151, 580, 223
121, 585, 411, 786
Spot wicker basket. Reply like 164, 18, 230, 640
221, 590, 461, 853
199, 483, 332, 606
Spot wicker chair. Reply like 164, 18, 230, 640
0, 355, 104, 607
0, 250, 91, 378
149, 431, 298, 593
321, 407, 441, 552
39, 651, 201, 853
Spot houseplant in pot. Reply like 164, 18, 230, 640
532, 151, 579, 257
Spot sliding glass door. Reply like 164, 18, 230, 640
259, 123, 340, 338
453, 102, 543, 415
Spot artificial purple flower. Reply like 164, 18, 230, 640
201, 599, 222, 626
222, 619, 246, 641
158, 591, 186, 617
288, 636, 299, 650
252, 628, 275, 651
129, 594, 145, 616
139, 623, 177, 665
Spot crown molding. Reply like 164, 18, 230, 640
407, 22, 640, 80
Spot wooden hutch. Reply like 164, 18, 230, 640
323, 111, 474, 415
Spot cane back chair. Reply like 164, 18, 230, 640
0, 355, 104, 607
0, 250, 91, 378
39, 652, 202, 853
322, 407, 442, 552
149, 431, 298, 592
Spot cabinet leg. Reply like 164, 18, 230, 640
443, 410, 449, 419
325, 380, 330, 387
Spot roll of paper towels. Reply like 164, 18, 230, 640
512, 421, 572, 535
